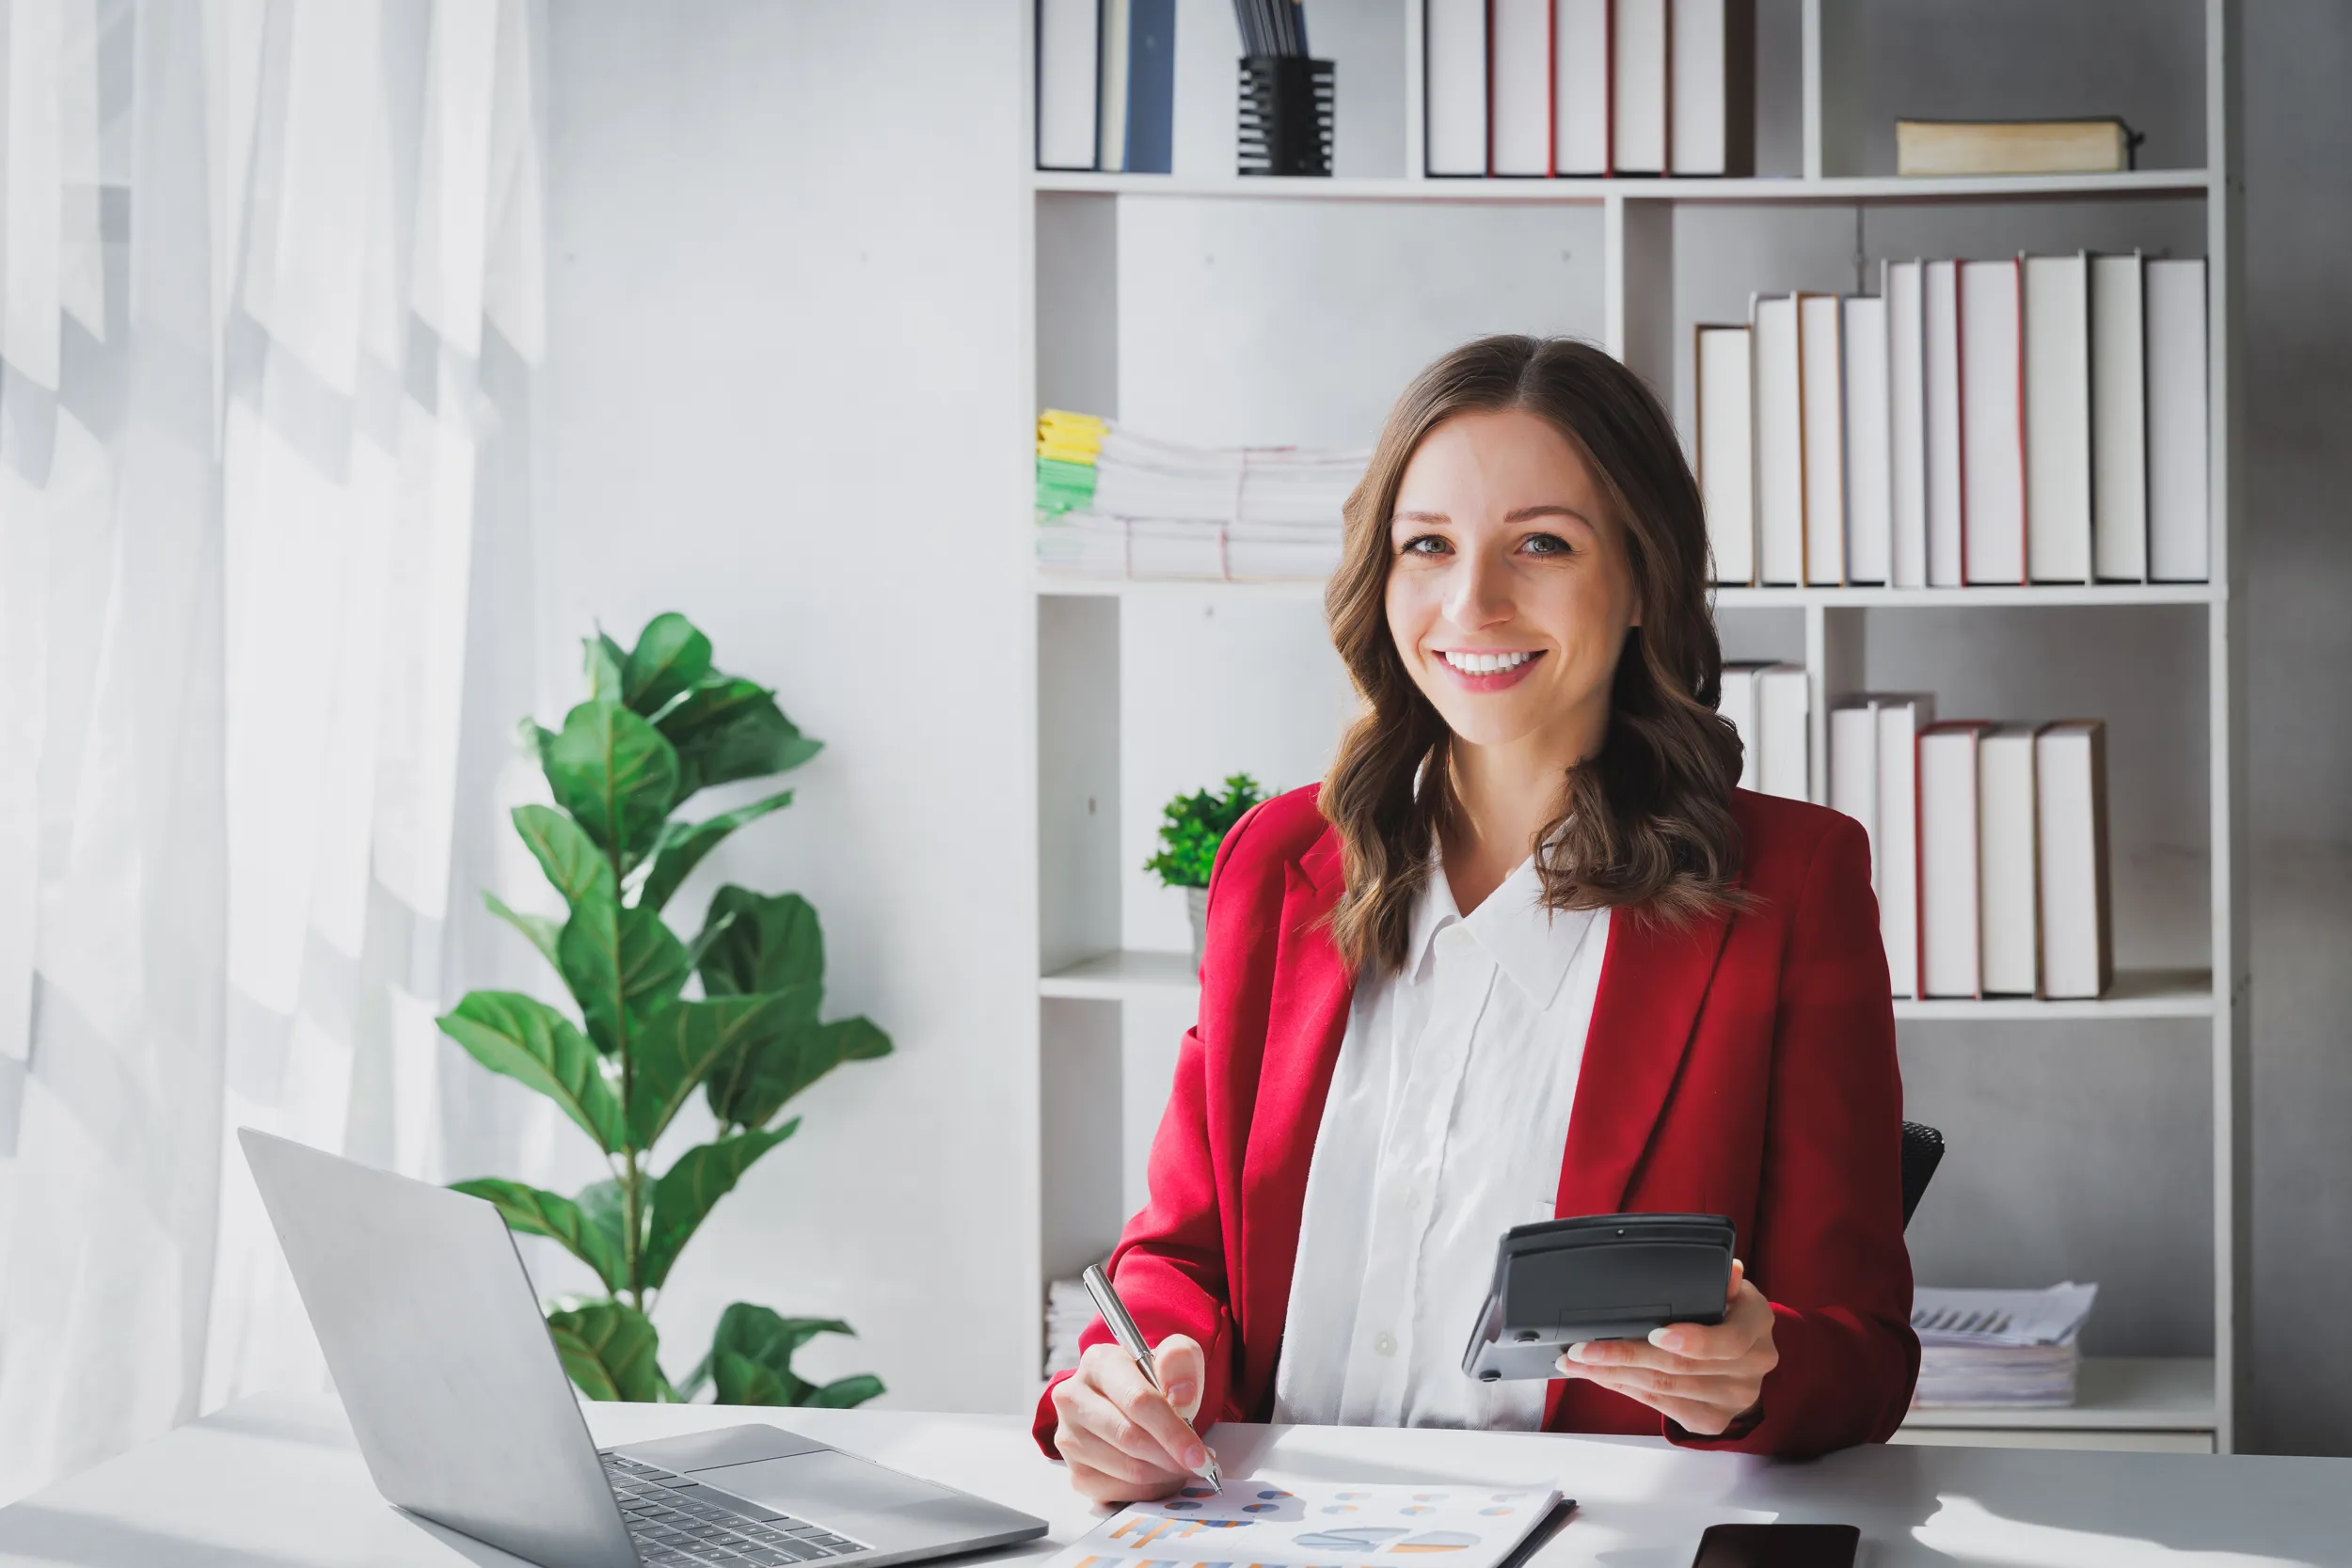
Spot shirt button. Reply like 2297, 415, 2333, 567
1373, 1331, 1397, 1358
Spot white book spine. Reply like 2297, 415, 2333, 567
1488, 0, 1552, 176
1612, 0, 1669, 174
1959, 258, 2026, 585
1842, 295, 1892, 584
2090, 253, 2150, 581
1669, 0, 1726, 175
1697, 325, 1756, 585
1876, 697, 1931, 998
1830, 703, 1882, 885
1918, 724, 1983, 999
2035, 721, 2112, 999
1424, 0, 1489, 177
1799, 294, 1846, 586
1923, 261, 1964, 588
1097, 0, 1131, 173
2024, 254, 2093, 583
2145, 257, 2210, 581
1886, 261, 1929, 589
1553, 0, 1611, 175
1037, 0, 1103, 170
1977, 725, 2042, 997
1720, 665, 1762, 791
1759, 665, 1810, 801
1752, 294, 1804, 586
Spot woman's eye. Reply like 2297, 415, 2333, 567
1398, 533, 1451, 556
1521, 532, 1573, 557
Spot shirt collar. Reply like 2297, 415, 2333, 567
1403, 846, 1602, 1008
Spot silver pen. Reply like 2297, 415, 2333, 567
1080, 1263, 1224, 1494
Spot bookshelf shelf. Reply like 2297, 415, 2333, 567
1899, 1356, 2217, 1434
1043, 953, 2212, 1021
1032, 169, 2211, 207
1023, 1, 2249, 1452
1035, 575, 2221, 609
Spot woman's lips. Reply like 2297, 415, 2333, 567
1434, 649, 1545, 692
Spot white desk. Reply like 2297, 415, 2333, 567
1, 1393, 2343, 1568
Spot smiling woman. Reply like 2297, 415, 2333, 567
1324, 337, 1746, 963
1039, 336, 1915, 1497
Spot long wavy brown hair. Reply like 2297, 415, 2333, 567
1322, 335, 1747, 976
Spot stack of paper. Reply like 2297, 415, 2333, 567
1043, 1275, 1098, 1378
1035, 421, 1367, 582
1911, 1282, 2098, 1408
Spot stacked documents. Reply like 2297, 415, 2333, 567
1034, 419, 1366, 582
1911, 1282, 2098, 1408
1043, 1275, 1097, 1378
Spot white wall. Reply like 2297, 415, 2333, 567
537, 2, 1032, 1412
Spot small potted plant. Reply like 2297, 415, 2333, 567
1144, 774, 1267, 968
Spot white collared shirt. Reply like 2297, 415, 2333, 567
1271, 850, 1612, 1431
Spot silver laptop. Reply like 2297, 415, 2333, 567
241, 1129, 1046, 1568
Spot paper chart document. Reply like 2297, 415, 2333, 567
1050, 1481, 1565, 1568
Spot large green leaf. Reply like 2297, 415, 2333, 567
713, 1349, 806, 1405
627, 993, 806, 1148
637, 790, 795, 914
547, 1301, 664, 1402
513, 804, 616, 909
640, 1123, 798, 1290
485, 892, 563, 972
542, 701, 681, 862
558, 895, 691, 1057
576, 1178, 637, 1288
585, 632, 628, 705
696, 887, 824, 1002
704, 1014, 883, 1133
692, 1304, 863, 1404
809, 1374, 885, 1409
623, 613, 714, 717
437, 992, 624, 1153
452, 1178, 628, 1293
657, 679, 823, 802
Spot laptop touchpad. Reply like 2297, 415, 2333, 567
707, 1450, 959, 1516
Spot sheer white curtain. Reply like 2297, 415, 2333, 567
0, 0, 547, 1500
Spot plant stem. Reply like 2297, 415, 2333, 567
612, 836, 643, 1310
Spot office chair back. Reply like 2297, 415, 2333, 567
1899, 1121, 1944, 1227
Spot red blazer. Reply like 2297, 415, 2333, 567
1036, 784, 1917, 1460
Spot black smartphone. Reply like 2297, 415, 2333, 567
1691, 1522, 1861, 1568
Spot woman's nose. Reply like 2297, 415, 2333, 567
1444, 546, 1514, 629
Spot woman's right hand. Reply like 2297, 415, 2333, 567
1050, 1335, 1213, 1503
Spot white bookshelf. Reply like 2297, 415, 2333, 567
1020, 2, 2247, 1451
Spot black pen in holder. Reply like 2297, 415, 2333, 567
1237, 55, 1333, 177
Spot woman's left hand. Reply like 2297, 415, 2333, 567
1554, 1259, 1778, 1436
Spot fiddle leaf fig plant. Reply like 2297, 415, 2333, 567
443, 612, 890, 1407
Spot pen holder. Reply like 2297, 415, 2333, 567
1237, 55, 1333, 177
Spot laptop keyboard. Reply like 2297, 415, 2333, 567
603, 1452, 868, 1567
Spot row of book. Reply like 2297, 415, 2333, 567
1911, 1283, 2099, 1409
1429, 0, 1754, 178
1034, 409, 1366, 580
1717, 671, 2114, 1000
1836, 700, 2113, 1002
1698, 253, 2210, 589
1039, 0, 1183, 173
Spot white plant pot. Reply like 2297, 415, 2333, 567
1185, 885, 1210, 971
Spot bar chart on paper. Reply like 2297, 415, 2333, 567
1049, 1482, 1565, 1568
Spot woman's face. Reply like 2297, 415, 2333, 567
1384, 407, 1641, 760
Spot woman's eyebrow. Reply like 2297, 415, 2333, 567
1505, 504, 1594, 526
1391, 509, 1449, 526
